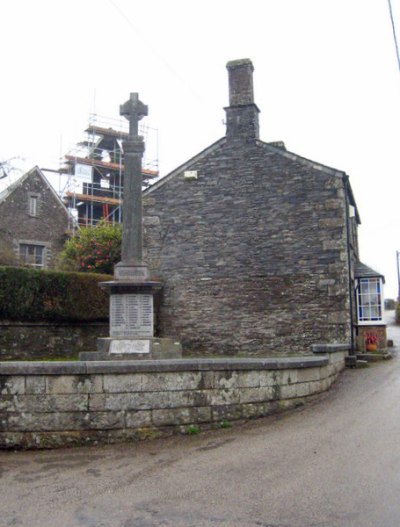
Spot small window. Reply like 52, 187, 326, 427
356, 277, 383, 324
29, 195, 38, 217
19, 244, 45, 268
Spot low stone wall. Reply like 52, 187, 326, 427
0, 346, 347, 449
0, 321, 109, 361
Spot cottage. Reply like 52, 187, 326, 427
0, 166, 69, 268
142, 59, 385, 356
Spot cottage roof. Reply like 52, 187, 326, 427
354, 260, 385, 282
0, 171, 31, 203
0, 166, 69, 217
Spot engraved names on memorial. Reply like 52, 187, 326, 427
110, 294, 153, 337
110, 339, 150, 354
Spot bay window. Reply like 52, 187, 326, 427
356, 277, 384, 324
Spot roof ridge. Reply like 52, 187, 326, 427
256, 139, 346, 177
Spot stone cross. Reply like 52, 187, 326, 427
120, 93, 148, 138
86, 92, 182, 361
115, 93, 149, 280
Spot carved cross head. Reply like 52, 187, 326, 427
120, 93, 148, 137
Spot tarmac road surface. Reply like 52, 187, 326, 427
1, 312, 399, 527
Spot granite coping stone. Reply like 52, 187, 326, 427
0, 356, 328, 375
0, 361, 86, 375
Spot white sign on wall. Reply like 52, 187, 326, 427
74, 163, 93, 182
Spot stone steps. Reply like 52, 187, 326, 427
345, 356, 369, 368
356, 352, 392, 362
346, 352, 393, 368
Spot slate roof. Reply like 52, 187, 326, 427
354, 260, 385, 282
0, 166, 69, 217
0, 170, 31, 203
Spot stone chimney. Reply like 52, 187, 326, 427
225, 59, 260, 142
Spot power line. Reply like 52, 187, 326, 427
388, 0, 400, 74
106, 0, 205, 104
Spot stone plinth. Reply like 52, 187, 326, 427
79, 337, 182, 361
80, 281, 182, 361
101, 280, 161, 338
114, 263, 149, 282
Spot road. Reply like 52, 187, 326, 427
1, 313, 399, 527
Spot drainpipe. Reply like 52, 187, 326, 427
342, 174, 355, 353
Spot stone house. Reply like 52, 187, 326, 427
143, 58, 385, 356
0, 166, 69, 269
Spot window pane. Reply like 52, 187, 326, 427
29, 196, 38, 216
357, 277, 383, 323
369, 293, 379, 305
19, 244, 45, 268
370, 307, 379, 319
35, 247, 44, 264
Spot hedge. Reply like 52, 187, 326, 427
0, 266, 110, 322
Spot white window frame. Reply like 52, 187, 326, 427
19, 243, 46, 268
28, 194, 39, 217
356, 277, 384, 325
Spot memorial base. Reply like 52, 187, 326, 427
79, 337, 182, 361
87, 278, 182, 361
100, 280, 162, 339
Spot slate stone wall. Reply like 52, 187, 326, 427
144, 141, 352, 355
0, 351, 346, 449
0, 322, 109, 361
0, 169, 68, 268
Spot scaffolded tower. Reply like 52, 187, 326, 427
60, 114, 158, 228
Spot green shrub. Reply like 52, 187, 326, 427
58, 220, 122, 274
0, 266, 110, 321
396, 301, 400, 325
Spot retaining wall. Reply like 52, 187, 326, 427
0, 345, 347, 449
0, 322, 109, 361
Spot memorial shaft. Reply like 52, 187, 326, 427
121, 140, 145, 264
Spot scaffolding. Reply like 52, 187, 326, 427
60, 113, 159, 231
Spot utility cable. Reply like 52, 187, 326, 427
388, 0, 400, 75
106, 0, 205, 104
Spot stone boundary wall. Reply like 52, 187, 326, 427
0, 322, 109, 361
0, 347, 347, 449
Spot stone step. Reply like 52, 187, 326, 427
345, 356, 357, 368
355, 359, 369, 368
345, 356, 369, 368
356, 353, 392, 362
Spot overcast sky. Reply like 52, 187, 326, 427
1, 0, 400, 298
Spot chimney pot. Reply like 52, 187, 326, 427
226, 58, 255, 106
